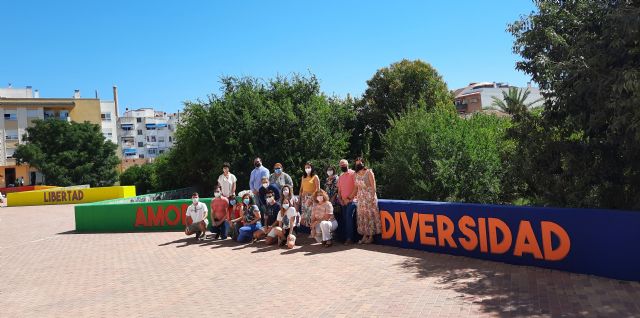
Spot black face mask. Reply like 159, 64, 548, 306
340, 166, 348, 172
254, 162, 261, 167
355, 163, 364, 171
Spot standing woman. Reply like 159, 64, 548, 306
324, 166, 339, 207
298, 162, 320, 228
351, 157, 381, 244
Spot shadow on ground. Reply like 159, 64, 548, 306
154, 234, 640, 317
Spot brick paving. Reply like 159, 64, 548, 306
1, 204, 639, 318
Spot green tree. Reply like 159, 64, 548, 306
357, 59, 454, 160
119, 164, 155, 195
489, 87, 542, 115
14, 119, 119, 187
377, 108, 514, 203
167, 73, 354, 194
508, 0, 640, 209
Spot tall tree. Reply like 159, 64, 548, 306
167, 73, 354, 194
508, 0, 640, 209
14, 119, 119, 187
357, 59, 453, 161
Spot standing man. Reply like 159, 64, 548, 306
269, 163, 293, 193
185, 192, 209, 241
217, 162, 237, 199
209, 186, 230, 240
337, 159, 357, 244
250, 157, 270, 213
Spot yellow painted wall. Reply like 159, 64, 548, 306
69, 99, 101, 124
1, 165, 32, 188
7, 186, 136, 207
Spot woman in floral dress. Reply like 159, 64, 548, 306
354, 157, 381, 244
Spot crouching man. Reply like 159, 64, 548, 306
185, 192, 208, 241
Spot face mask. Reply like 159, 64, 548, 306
243, 198, 250, 205
340, 166, 348, 172
355, 163, 364, 171
230, 200, 236, 205
327, 170, 334, 176
214, 192, 221, 198
262, 183, 268, 188
267, 197, 274, 203
283, 204, 290, 209
192, 198, 199, 204
305, 168, 312, 174
317, 196, 323, 202
254, 162, 261, 167
275, 168, 282, 174
283, 189, 290, 195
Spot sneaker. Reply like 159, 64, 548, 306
196, 231, 204, 241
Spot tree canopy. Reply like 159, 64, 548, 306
166, 74, 354, 195
14, 119, 119, 187
508, 0, 640, 209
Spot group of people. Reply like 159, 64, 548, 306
184, 157, 382, 249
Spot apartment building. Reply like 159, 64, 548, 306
0, 85, 118, 187
118, 108, 179, 160
453, 82, 544, 114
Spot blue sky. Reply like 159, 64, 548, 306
1, 1, 537, 114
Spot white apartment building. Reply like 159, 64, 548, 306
118, 108, 179, 159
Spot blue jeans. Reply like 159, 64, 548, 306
340, 202, 357, 242
237, 222, 263, 243
209, 220, 230, 239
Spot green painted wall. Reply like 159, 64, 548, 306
75, 198, 215, 232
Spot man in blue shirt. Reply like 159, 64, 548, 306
250, 157, 270, 212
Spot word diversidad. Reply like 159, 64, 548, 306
380, 210, 571, 261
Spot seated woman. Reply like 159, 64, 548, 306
310, 189, 338, 247
264, 198, 299, 248
227, 195, 244, 241
235, 200, 262, 243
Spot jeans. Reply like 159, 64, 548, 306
340, 202, 357, 242
237, 222, 263, 243
209, 220, 230, 239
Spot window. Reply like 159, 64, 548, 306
158, 137, 165, 143
137, 130, 143, 135
103, 133, 112, 138
139, 154, 145, 159
148, 148, 157, 155
159, 150, 165, 154
5, 130, 18, 140
169, 136, 172, 142
4, 112, 17, 120
27, 109, 40, 117
136, 117, 142, 123
101, 112, 112, 121
5, 148, 15, 159
138, 142, 143, 147
150, 136, 156, 142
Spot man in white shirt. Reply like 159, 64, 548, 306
185, 192, 209, 241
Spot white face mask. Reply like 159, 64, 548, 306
282, 204, 290, 209
283, 189, 290, 195
262, 183, 268, 188
214, 192, 221, 198
192, 198, 199, 204
327, 170, 334, 176
317, 196, 323, 202
305, 168, 312, 174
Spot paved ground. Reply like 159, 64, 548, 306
1, 205, 639, 318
